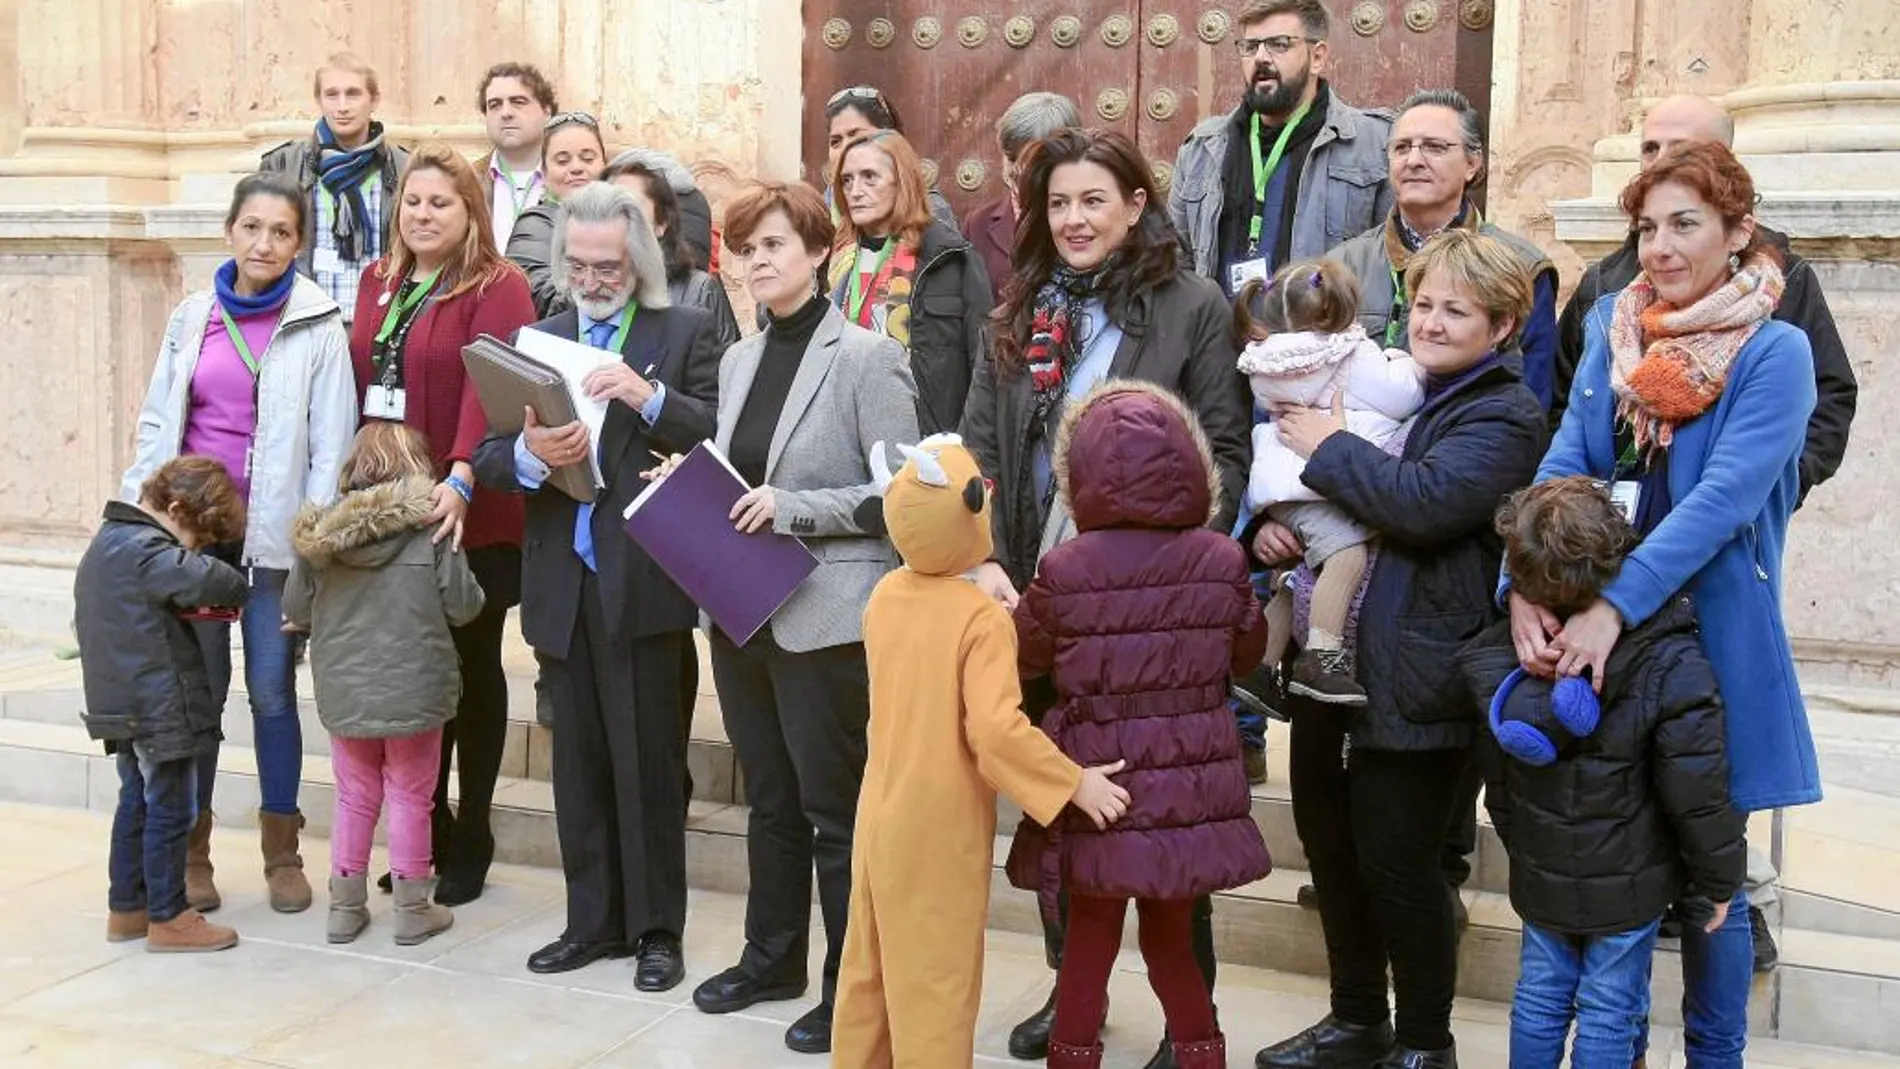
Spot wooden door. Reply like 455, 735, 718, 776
802, 2, 1496, 222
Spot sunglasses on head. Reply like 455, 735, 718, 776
545, 111, 600, 132
827, 85, 887, 109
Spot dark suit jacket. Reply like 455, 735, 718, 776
472, 304, 721, 660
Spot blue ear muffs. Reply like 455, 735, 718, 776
1488, 667, 1603, 767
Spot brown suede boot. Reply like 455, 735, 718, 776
1172, 1034, 1227, 1069
147, 908, 238, 953
258, 810, 313, 913
106, 908, 148, 943
1047, 1039, 1105, 1069
185, 810, 220, 912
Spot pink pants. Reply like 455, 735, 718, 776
329, 728, 444, 879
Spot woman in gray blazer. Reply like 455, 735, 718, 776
685, 180, 919, 1056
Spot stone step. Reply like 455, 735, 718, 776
7, 719, 1899, 1055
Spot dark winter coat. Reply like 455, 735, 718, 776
1014, 381, 1272, 901
1300, 355, 1547, 751
284, 476, 486, 739
961, 268, 1253, 592
1459, 597, 1747, 935
73, 502, 250, 762
901, 219, 994, 435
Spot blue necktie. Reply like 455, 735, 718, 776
572, 320, 617, 573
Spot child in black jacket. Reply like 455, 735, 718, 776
1462, 476, 1745, 1069
75, 457, 249, 952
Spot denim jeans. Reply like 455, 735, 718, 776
194, 567, 302, 816
109, 745, 200, 922
1677, 890, 1754, 1069
1510, 918, 1659, 1069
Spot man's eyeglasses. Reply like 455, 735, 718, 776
1234, 34, 1318, 56
827, 85, 887, 108
563, 258, 626, 284
546, 111, 600, 132
1387, 138, 1465, 160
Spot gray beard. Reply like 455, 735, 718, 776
573, 291, 634, 322
1244, 68, 1308, 118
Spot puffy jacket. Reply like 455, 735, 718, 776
1014, 381, 1272, 900
122, 275, 359, 571
1170, 87, 1392, 284
74, 502, 250, 762
1459, 598, 1747, 935
1238, 327, 1423, 508
1301, 355, 1547, 751
283, 476, 486, 739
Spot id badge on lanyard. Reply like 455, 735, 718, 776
1228, 257, 1269, 295
364, 383, 406, 421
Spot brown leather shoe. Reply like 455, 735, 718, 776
147, 909, 238, 953
106, 908, 148, 943
185, 810, 220, 912
259, 810, 313, 913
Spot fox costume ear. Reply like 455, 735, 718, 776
962, 477, 984, 513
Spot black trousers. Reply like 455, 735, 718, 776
1440, 758, 1486, 887
547, 572, 693, 942
1289, 710, 1466, 1052
710, 629, 869, 1006
435, 545, 519, 875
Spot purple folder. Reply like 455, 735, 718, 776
622, 441, 819, 646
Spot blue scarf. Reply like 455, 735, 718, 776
314, 118, 387, 261
214, 259, 296, 317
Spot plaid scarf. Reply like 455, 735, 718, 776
315, 118, 387, 261
1609, 253, 1784, 453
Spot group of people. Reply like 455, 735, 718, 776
72, 1, 1859, 1067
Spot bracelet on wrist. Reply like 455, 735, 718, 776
443, 474, 474, 504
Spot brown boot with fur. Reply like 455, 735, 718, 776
258, 810, 313, 913
106, 908, 148, 942
147, 908, 238, 953
185, 810, 220, 912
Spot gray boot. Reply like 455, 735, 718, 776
392, 876, 453, 946
326, 874, 370, 944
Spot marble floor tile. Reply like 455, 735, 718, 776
0, 1014, 276, 1069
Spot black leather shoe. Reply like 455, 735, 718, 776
1255, 1014, 1395, 1069
1007, 988, 1057, 1060
526, 938, 630, 975
1142, 1035, 1176, 1069
1375, 1043, 1456, 1069
692, 965, 807, 1015
633, 932, 685, 992
784, 1001, 833, 1054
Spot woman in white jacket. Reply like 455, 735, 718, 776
1235, 258, 1423, 705
120, 171, 359, 915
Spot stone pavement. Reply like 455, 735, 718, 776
4, 803, 1899, 1069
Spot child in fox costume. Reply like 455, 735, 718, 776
831, 433, 1130, 1069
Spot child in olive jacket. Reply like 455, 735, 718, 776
285, 423, 485, 946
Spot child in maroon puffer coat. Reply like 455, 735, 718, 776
1013, 380, 1272, 1069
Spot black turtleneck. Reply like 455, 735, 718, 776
730, 295, 828, 487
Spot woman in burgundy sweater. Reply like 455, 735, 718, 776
350, 143, 537, 905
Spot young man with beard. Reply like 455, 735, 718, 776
476, 62, 557, 251
472, 183, 723, 992
1169, 0, 1393, 298
261, 54, 409, 327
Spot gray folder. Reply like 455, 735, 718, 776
461, 334, 597, 503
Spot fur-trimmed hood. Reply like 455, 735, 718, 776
292, 476, 437, 569
1053, 379, 1221, 532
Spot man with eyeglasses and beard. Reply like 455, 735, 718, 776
1169, 0, 1393, 299
472, 182, 722, 994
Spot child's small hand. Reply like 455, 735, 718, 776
1072, 760, 1131, 830
1705, 897, 1731, 934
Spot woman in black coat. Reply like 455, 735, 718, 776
958, 127, 1252, 1068
1251, 230, 1547, 1069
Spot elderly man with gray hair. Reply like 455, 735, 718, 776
472, 181, 723, 992
961, 91, 1084, 301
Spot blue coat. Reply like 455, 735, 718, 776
1531, 294, 1818, 812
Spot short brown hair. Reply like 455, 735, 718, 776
721, 181, 835, 257
1238, 0, 1330, 38
831, 130, 936, 251
477, 62, 557, 114
1497, 476, 1639, 617
339, 423, 437, 493
313, 52, 379, 100
1403, 229, 1534, 345
1234, 256, 1362, 343
141, 457, 246, 546
1618, 140, 1776, 267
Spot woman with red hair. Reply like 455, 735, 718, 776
1505, 140, 1816, 1069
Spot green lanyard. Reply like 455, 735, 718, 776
494, 157, 542, 215
1248, 101, 1312, 250
374, 268, 441, 347
216, 305, 264, 378
587, 302, 638, 351
1385, 266, 1406, 347
845, 242, 894, 325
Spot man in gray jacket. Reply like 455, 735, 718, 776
1169, 0, 1393, 297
